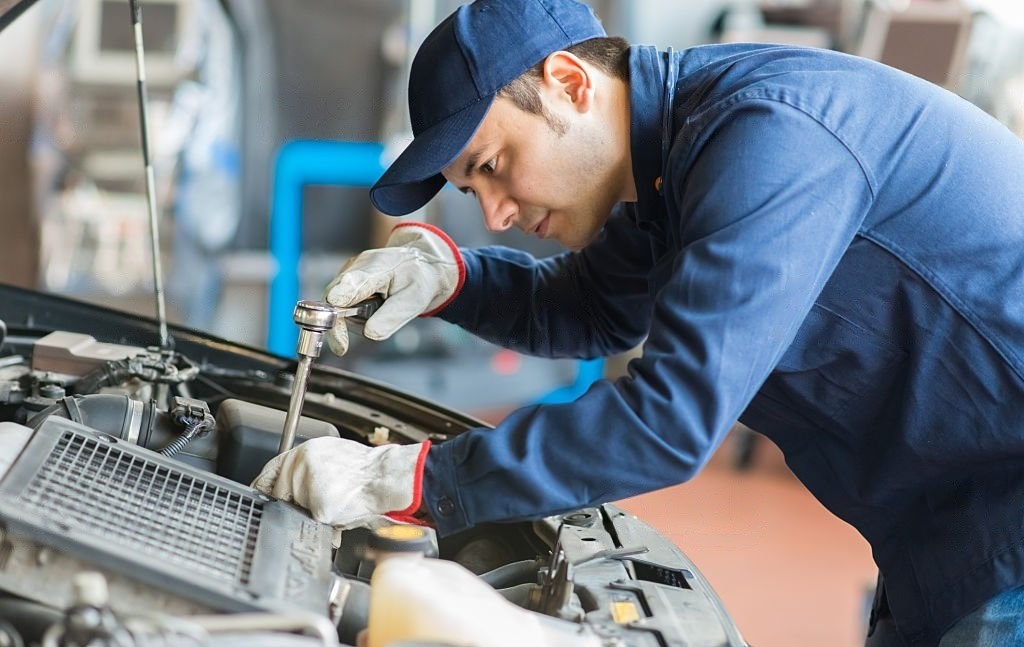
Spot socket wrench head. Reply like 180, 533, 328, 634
293, 300, 337, 331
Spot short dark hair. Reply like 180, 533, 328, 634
499, 36, 630, 119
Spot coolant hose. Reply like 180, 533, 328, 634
29, 394, 166, 447
495, 582, 539, 608
71, 360, 136, 395
479, 558, 546, 589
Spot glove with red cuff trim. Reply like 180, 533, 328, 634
323, 222, 465, 356
251, 437, 431, 529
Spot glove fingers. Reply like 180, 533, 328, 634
271, 474, 297, 502
250, 454, 284, 494
324, 270, 390, 308
362, 287, 431, 341
325, 321, 350, 356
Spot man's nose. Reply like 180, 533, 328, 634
479, 191, 516, 233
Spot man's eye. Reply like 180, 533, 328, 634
481, 158, 497, 175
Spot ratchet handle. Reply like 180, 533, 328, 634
343, 294, 384, 328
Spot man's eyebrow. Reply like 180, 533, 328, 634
462, 150, 482, 180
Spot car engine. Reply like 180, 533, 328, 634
0, 286, 746, 647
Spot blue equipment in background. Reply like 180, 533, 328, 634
267, 139, 385, 356
265, 138, 604, 405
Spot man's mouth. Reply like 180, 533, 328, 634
533, 214, 550, 239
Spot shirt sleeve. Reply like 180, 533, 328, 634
438, 205, 658, 358
424, 101, 873, 536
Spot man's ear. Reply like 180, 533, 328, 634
540, 50, 594, 112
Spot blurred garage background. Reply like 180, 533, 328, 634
0, 1, 1021, 645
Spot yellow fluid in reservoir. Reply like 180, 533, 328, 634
366, 554, 548, 647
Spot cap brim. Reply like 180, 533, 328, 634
370, 95, 495, 216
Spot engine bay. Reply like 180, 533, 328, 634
0, 285, 746, 647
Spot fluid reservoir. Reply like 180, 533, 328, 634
365, 525, 557, 647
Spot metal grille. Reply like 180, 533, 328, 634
16, 429, 262, 586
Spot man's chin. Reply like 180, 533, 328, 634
565, 229, 604, 252
563, 238, 593, 253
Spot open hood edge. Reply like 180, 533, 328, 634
0, 0, 37, 33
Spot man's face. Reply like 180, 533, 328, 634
442, 96, 623, 251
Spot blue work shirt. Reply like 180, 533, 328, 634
424, 43, 1024, 645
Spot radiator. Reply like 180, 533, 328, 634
0, 417, 335, 617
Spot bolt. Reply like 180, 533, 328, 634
36, 547, 52, 566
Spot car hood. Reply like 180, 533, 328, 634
0, 0, 36, 32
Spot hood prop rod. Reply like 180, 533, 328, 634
128, 0, 170, 349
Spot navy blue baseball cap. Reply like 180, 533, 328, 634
369, 0, 606, 216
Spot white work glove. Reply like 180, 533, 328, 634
251, 437, 431, 528
323, 223, 464, 355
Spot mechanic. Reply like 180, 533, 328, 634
252, 0, 1024, 644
